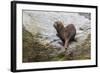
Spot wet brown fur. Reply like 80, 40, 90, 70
54, 21, 76, 49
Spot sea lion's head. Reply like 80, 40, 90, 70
53, 21, 64, 33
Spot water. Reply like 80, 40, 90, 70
23, 10, 91, 48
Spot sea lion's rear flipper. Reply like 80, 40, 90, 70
72, 38, 77, 42
70, 37, 77, 42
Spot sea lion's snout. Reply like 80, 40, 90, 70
53, 22, 57, 28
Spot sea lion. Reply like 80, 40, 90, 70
54, 21, 76, 49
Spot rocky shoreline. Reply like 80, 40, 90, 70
22, 11, 91, 62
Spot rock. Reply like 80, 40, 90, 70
65, 34, 91, 60
22, 27, 37, 62
23, 11, 91, 61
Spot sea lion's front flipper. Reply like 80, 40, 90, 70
64, 39, 69, 49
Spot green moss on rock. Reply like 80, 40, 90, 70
23, 27, 91, 62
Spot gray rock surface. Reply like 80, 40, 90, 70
23, 10, 91, 61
